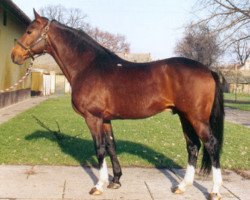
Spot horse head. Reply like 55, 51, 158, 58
11, 9, 51, 65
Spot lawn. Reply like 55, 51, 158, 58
224, 93, 250, 111
225, 103, 250, 111
224, 93, 250, 102
0, 96, 249, 170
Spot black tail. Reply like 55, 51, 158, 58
201, 71, 224, 174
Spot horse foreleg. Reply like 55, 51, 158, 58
90, 157, 108, 194
85, 115, 108, 195
103, 121, 122, 189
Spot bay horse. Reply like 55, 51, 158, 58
11, 10, 224, 200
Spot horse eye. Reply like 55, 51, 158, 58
27, 30, 32, 34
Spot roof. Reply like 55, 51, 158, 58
218, 60, 250, 71
0, 0, 31, 26
224, 76, 250, 84
117, 53, 152, 63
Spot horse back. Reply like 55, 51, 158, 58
72, 57, 215, 120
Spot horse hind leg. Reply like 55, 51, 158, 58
190, 119, 223, 200
203, 134, 223, 200
172, 114, 201, 194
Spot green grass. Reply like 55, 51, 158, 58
225, 103, 250, 111
224, 93, 250, 102
0, 96, 249, 169
224, 93, 250, 111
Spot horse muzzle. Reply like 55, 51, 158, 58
11, 48, 28, 65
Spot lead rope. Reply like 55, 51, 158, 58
0, 53, 45, 93
0, 60, 33, 93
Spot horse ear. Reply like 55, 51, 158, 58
33, 9, 41, 20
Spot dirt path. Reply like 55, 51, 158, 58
225, 107, 250, 128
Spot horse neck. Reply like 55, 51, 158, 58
47, 23, 97, 83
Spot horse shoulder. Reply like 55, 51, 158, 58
71, 71, 112, 118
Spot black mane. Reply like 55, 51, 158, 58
53, 20, 118, 58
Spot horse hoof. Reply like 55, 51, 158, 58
107, 182, 121, 189
171, 186, 184, 194
89, 187, 103, 195
209, 193, 221, 200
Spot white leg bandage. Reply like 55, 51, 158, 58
178, 164, 195, 191
95, 158, 108, 191
212, 166, 222, 193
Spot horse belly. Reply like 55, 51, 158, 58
109, 76, 173, 119
109, 96, 173, 120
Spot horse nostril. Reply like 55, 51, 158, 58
11, 52, 16, 63
11, 52, 18, 63
11, 53, 20, 65
11, 52, 14, 61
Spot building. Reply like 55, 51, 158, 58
239, 60, 250, 75
32, 54, 71, 96
218, 60, 250, 94
0, 0, 31, 108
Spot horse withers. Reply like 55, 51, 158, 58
11, 10, 224, 200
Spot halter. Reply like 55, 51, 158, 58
16, 20, 51, 60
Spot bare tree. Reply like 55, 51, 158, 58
194, 0, 250, 47
39, 4, 89, 30
175, 23, 222, 67
232, 38, 250, 101
39, 4, 130, 52
39, 4, 65, 23
88, 27, 130, 53
233, 39, 250, 66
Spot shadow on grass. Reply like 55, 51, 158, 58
25, 130, 181, 169
25, 115, 181, 169
25, 116, 208, 197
